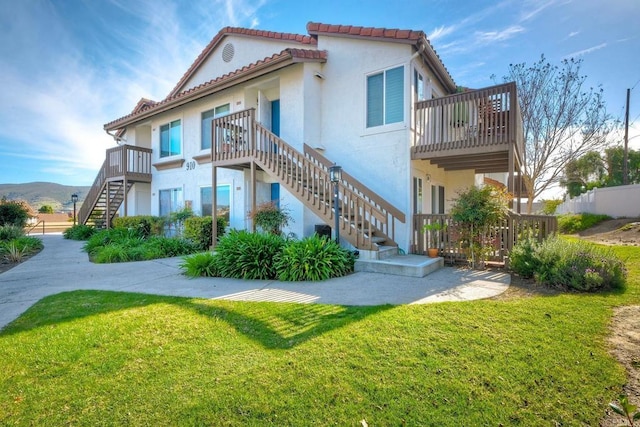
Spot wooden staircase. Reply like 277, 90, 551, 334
213, 109, 405, 251
79, 145, 152, 228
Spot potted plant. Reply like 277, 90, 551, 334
422, 221, 445, 258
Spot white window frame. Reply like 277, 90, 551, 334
159, 187, 183, 217
201, 103, 231, 150
365, 65, 405, 130
159, 119, 182, 158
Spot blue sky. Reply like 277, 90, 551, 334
1, 0, 638, 186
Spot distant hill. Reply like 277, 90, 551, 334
0, 182, 91, 213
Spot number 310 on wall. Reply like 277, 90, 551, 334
186, 161, 196, 171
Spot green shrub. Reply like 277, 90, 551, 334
92, 244, 132, 264
540, 199, 563, 215
249, 202, 292, 235
180, 252, 219, 277
0, 236, 43, 262
214, 230, 286, 280
85, 226, 197, 263
0, 200, 30, 227
63, 224, 96, 240
13, 236, 43, 253
557, 213, 611, 234
509, 238, 542, 279
275, 235, 355, 281
112, 216, 165, 237
183, 216, 226, 251
143, 236, 197, 258
84, 228, 145, 255
510, 236, 626, 292
0, 225, 25, 241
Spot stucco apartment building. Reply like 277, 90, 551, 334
80, 22, 525, 255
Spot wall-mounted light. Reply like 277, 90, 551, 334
314, 71, 325, 80
425, 173, 431, 182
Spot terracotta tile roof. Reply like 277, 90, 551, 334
167, 27, 316, 98
307, 22, 456, 92
307, 22, 424, 42
105, 49, 326, 130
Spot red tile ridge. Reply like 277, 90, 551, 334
307, 22, 424, 42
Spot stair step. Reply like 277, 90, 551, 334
355, 255, 443, 278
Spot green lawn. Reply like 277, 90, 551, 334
1, 245, 638, 426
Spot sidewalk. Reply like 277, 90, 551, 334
0, 235, 510, 330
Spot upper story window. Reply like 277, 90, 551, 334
160, 120, 181, 157
201, 104, 231, 150
366, 65, 404, 128
414, 69, 426, 102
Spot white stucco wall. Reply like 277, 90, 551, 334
183, 35, 315, 93
108, 29, 478, 253
145, 88, 246, 225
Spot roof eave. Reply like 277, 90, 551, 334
104, 53, 325, 131
418, 38, 457, 93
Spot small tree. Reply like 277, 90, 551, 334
0, 198, 32, 227
560, 151, 606, 197
38, 205, 54, 214
450, 186, 511, 268
495, 55, 612, 212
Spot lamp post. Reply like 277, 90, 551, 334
71, 193, 78, 225
329, 164, 342, 244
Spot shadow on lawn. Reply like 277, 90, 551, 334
0, 290, 394, 349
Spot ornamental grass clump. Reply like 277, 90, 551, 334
63, 224, 96, 240
180, 252, 219, 277
510, 236, 626, 292
275, 235, 355, 281
213, 230, 286, 280
84, 227, 198, 263
0, 225, 25, 241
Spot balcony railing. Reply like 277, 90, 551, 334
78, 145, 152, 225
413, 82, 524, 158
412, 213, 557, 266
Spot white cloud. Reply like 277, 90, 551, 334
0, 0, 272, 184
568, 31, 580, 38
564, 42, 607, 59
475, 25, 525, 43
429, 25, 456, 42
520, 0, 558, 22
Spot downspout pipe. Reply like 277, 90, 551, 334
105, 129, 125, 145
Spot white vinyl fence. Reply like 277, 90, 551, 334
556, 184, 640, 218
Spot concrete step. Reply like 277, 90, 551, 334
377, 245, 397, 260
354, 254, 443, 278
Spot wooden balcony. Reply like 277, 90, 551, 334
413, 82, 524, 174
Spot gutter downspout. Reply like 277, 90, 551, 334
105, 129, 125, 145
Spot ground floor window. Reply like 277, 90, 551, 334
159, 188, 183, 217
431, 185, 445, 214
201, 185, 230, 223
413, 177, 423, 214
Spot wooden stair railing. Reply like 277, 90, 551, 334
303, 144, 405, 246
213, 109, 404, 251
78, 145, 152, 227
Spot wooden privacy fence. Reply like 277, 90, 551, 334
412, 213, 557, 266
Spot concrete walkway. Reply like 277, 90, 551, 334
0, 235, 510, 330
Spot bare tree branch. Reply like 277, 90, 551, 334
502, 55, 612, 211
